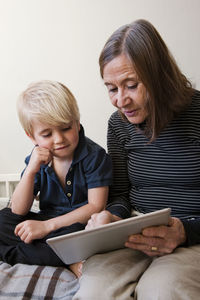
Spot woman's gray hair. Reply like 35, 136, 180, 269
99, 19, 193, 141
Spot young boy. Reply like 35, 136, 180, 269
0, 80, 112, 277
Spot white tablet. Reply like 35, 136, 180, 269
47, 208, 171, 264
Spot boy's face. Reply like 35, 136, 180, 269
29, 120, 80, 161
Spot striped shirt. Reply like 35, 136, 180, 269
106, 90, 200, 245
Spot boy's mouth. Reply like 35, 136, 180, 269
54, 145, 69, 151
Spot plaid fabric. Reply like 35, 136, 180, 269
0, 201, 79, 299
0, 261, 79, 299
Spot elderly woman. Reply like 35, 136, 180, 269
73, 19, 200, 300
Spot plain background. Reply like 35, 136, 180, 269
0, 0, 200, 174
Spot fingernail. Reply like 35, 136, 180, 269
129, 237, 135, 242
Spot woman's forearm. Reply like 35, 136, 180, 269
181, 218, 200, 246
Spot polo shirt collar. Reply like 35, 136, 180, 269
72, 124, 89, 165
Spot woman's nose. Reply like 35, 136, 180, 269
116, 90, 128, 108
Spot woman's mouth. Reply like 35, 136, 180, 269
123, 109, 138, 117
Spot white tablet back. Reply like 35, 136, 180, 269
47, 208, 171, 264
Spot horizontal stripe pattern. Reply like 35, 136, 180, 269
107, 90, 200, 220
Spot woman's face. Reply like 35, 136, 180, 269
103, 54, 148, 124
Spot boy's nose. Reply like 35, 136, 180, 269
54, 132, 64, 143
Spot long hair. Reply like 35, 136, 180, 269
99, 19, 194, 141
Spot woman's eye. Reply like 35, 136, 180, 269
109, 87, 118, 93
128, 83, 138, 89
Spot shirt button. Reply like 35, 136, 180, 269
67, 193, 71, 197
69, 167, 73, 172
67, 180, 71, 185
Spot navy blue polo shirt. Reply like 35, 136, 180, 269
23, 125, 112, 217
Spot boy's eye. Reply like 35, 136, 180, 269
42, 133, 51, 138
62, 126, 71, 131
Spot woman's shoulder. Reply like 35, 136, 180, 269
107, 110, 138, 145
193, 89, 200, 96
192, 89, 200, 104
185, 89, 200, 114
108, 110, 121, 122
108, 110, 128, 128
172, 89, 200, 138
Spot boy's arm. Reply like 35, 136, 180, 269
11, 167, 35, 215
15, 186, 108, 243
46, 186, 109, 231
11, 146, 52, 215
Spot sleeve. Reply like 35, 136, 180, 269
181, 218, 200, 246
22, 153, 41, 196
106, 115, 132, 219
83, 147, 113, 189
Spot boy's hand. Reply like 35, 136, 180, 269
27, 146, 52, 174
15, 220, 51, 243
86, 211, 121, 229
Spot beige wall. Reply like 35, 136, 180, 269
0, 0, 200, 173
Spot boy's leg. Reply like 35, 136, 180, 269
0, 207, 84, 266
136, 245, 200, 300
73, 248, 152, 300
0, 208, 29, 245
0, 238, 66, 266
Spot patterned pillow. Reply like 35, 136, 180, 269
0, 261, 79, 299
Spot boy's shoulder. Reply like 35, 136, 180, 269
73, 125, 110, 165
84, 136, 106, 152
78, 124, 107, 153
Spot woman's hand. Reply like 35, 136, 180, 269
125, 217, 186, 257
15, 220, 51, 243
86, 210, 121, 229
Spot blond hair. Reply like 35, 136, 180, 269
17, 80, 80, 136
